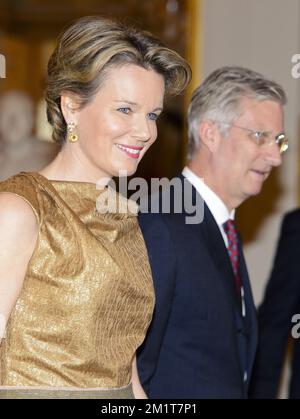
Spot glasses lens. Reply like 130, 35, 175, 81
280, 139, 288, 153
277, 134, 288, 153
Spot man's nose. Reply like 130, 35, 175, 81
264, 143, 282, 167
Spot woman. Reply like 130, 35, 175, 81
0, 16, 191, 399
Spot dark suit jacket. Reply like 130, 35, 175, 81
137, 177, 258, 398
250, 209, 300, 399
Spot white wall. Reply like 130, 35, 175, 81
201, 0, 300, 398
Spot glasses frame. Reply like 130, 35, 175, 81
214, 121, 288, 153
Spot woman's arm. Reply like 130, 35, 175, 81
131, 355, 147, 399
0, 193, 38, 343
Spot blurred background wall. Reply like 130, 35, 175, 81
0, 0, 299, 398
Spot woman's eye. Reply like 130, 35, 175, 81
147, 112, 159, 121
117, 107, 131, 114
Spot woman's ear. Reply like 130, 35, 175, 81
198, 120, 220, 153
60, 93, 80, 124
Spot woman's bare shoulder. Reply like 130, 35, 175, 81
0, 192, 38, 235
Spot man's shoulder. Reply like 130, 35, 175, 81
138, 176, 205, 226
282, 208, 300, 229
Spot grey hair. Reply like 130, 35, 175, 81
187, 66, 287, 159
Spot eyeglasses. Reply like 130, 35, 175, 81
215, 121, 288, 154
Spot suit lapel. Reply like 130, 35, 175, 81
178, 174, 241, 304
179, 175, 258, 387
181, 176, 257, 325
200, 204, 239, 301
180, 175, 256, 316
239, 245, 258, 381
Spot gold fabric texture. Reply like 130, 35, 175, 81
0, 383, 134, 399
0, 172, 154, 389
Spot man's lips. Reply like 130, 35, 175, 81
250, 169, 270, 178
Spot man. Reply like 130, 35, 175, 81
137, 66, 288, 398
250, 210, 300, 399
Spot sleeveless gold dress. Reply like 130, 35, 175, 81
0, 172, 154, 399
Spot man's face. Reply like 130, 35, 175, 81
211, 97, 284, 209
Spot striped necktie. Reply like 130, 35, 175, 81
223, 219, 242, 294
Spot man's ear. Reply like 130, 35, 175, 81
198, 120, 220, 153
60, 93, 80, 124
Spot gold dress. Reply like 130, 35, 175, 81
0, 172, 154, 399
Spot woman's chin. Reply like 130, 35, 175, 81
114, 163, 139, 178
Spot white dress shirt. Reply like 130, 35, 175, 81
182, 166, 235, 247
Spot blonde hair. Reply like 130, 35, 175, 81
46, 16, 191, 145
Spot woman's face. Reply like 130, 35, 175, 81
62, 64, 165, 180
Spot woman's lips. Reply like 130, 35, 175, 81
115, 143, 143, 159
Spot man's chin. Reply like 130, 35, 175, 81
247, 184, 264, 198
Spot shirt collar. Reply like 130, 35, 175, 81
182, 166, 235, 227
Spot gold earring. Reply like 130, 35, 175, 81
67, 122, 78, 143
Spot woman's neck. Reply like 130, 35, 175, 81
39, 146, 112, 186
